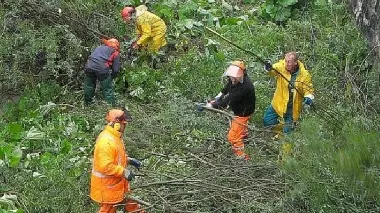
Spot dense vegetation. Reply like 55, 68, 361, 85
1, 0, 379, 212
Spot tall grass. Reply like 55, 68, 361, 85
282, 117, 380, 212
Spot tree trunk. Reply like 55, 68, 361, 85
348, 0, 380, 59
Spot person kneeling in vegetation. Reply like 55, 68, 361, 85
263, 52, 315, 134
206, 60, 256, 161
84, 38, 121, 106
90, 109, 145, 213
121, 5, 167, 53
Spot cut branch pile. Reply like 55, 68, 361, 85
129, 144, 284, 212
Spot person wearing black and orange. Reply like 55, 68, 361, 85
206, 60, 256, 161
90, 109, 145, 213
84, 38, 121, 106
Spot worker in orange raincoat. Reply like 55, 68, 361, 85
263, 52, 315, 133
90, 109, 145, 213
121, 5, 167, 53
206, 60, 256, 161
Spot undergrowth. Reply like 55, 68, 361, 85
1, 0, 379, 212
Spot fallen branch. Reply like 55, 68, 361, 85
131, 179, 202, 190
125, 195, 152, 206
199, 105, 275, 133
189, 153, 216, 168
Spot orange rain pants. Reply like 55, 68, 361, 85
228, 116, 250, 160
98, 199, 145, 213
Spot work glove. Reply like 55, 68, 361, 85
264, 61, 272, 71
205, 102, 213, 108
214, 92, 223, 101
303, 97, 313, 106
196, 103, 205, 112
124, 169, 135, 181
131, 41, 139, 49
128, 157, 141, 170
278, 117, 285, 125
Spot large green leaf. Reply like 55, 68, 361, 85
154, 5, 175, 19
278, 0, 298, 7
60, 139, 72, 155
40, 152, 52, 165
265, 3, 276, 17
214, 51, 225, 61
275, 7, 291, 22
9, 147, 22, 168
7, 123, 23, 141
0, 144, 12, 160
177, 0, 198, 20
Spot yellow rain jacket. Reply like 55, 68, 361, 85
90, 125, 129, 204
135, 6, 167, 52
269, 60, 314, 121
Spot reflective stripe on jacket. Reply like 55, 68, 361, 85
90, 125, 129, 204
136, 11, 167, 50
269, 60, 314, 121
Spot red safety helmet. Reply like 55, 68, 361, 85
106, 109, 132, 124
121, 7, 135, 21
102, 38, 120, 50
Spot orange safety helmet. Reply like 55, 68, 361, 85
102, 38, 120, 50
106, 109, 132, 124
231, 60, 246, 71
121, 7, 135, 21
223, 60, 246, 79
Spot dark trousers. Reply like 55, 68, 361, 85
84, 70, 115, 106
263, 104, 294, 133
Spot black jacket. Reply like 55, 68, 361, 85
212, 74, 256, 117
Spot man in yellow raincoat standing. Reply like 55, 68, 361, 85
263, 52, 315, 133
121, 5, 167, 53
90, 109, 145, 213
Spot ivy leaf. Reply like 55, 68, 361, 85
278, 0, 298, 7
221, 0, 233, 11
154, 4, 174, 19
184, 19, 194, 29
157, 7, 174, 19
178, 1, 198, 20
275, 7, 291, 22
265, 4, 276, 17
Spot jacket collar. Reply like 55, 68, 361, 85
104, 125, 123, 138
136, 10, 146, 17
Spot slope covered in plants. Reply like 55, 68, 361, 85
1, 0, 379, 212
